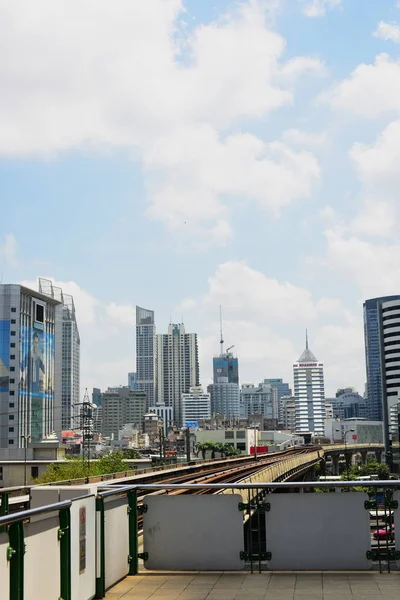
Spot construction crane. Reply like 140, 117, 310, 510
226, 345, 234, 353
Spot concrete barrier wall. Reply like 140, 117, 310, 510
104, 496, 130, 589
0, 532, 10, 599
24, 515, 60, 600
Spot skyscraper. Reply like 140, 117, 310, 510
263, 378, 292, 424
156, 323, 199, 425
293, 333, 325, 435
208, 379, 240, 418
136, 306, 156, 408
213, 351, 239, 384
240, 382, 276, 421
39, 278, 80, 431
0, 283, 62, 447
364, 296, 400, 421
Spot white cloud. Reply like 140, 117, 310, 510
0, 0, 323, 241
373, 21, 400, 43
282, 128, 327, 147
105, 302, 135, 327
301, 0, 342, 18
195, 260, 364, 394
320, 54, 400, 118
0, 234, 18, 268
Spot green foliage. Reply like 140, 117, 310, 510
34, 451, 130, 484
122, 448, 141, 459
195, 440, 241, 460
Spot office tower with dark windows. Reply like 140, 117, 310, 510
92, 387, 102, 407
293, 333, 325, 435
39, 278, 80, 431
136, 306, 156, 408
156, 323, 199, 426
0, 283, 62, 448
364, 296, 400, 422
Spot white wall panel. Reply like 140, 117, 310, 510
0, 532, 10, 600
266, 493, 371, 570
24, 516, 60, 600
104, 497, 129, 589
143, 495, 244, 570
70, 496, 96, 600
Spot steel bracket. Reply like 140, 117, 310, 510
138, 504, 148, 515
238, 503, 249, 512
138, 552, 148, 561
6, 546, 15, 561
263, 502, 271, 512
365, 500, 377, 510
240, 551, 249, 561
388, 500, 399, 510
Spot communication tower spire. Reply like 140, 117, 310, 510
80, 388, 93, 477
219, 305, 224, 356
306, 328, 309, 350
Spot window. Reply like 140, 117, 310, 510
9, 379, 15, 384
9, 415, 14, 420
9, 391, 14, 396
35, 303, 44, 323
31, 466, 39, 479
9, 367, 15, 372
9, 403, 14, 408
11, 319, 16, 324
236, 431, 245, 439
10, 355, 15, 360
10, 343, 15, 348
8, 427, 14, 433
236, 442, 246, 451
8, 440, 14, 445
10, 331, 16, 336
225, 431, 234, 439
11, 307, 16, 313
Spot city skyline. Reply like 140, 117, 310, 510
2, 0, 400, 398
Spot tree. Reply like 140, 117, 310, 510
34, 451, 130, 484
122, 448, 141, 459
223, 443, 241, 457
195, 443, 209, 460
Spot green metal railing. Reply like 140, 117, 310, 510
0, 500, 72, 600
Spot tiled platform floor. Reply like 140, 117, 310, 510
105, 571, 400, 600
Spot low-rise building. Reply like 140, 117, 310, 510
325, 418, 383, 444
195, 428, 256, 454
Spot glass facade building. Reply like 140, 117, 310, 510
213, 352, 239, 385
136, 306, 156, 408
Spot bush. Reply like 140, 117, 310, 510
34, 451, 130, 484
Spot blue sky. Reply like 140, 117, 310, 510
2, 0, 400, 396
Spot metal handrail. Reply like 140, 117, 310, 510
0, 499, 72, 527
97, 479, 400, 494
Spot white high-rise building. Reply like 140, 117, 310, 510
157, 323, 199, 425
39, 279, 80, 431
181, 386, 211, 424
293, 333, 325, 435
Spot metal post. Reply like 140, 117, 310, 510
22, 434, 30, 487
128, 490, 138, 575
95, 497, 105, 599
254, 424, 258, 461
59, 506, 71, 600
186, 428, 191, 463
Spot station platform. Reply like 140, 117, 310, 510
105, 571, 400, 600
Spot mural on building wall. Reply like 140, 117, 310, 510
0, 320, 10, 392
19, 326, 54, 399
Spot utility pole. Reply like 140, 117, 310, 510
159, 428, 164, 461
185, 427, 191, 463
79, 389, 94, 477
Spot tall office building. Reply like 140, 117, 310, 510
136, 306, 156, 408
128, 372, 137, 390
363, 297, 400, 462
157, 323, 199, 425
92, 388, 102, 407
213, 351, 239, 384
364, 296, 400, 421
39, 279, 80, 431
293, 334, 325, 435
240, 382, 277, 422
101, 387, 147, 438
264, 378, 292, 424
208, 379, 240, 418
181, 386, 211, 424
0, 284, 62, 447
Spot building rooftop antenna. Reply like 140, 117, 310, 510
306, 328, 309, 350
219, 305, 224, 356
